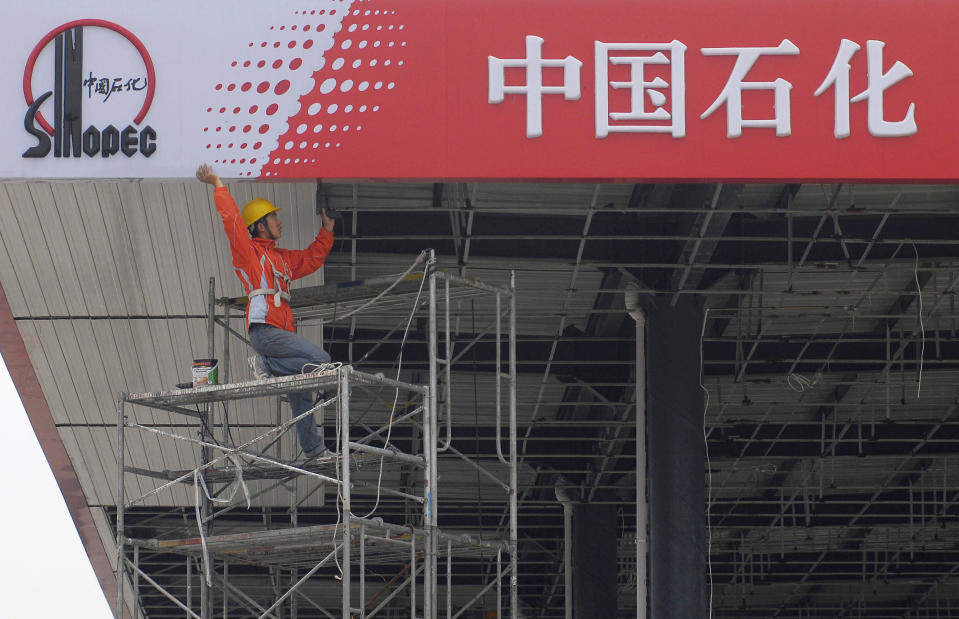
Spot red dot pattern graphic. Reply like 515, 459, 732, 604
261, 0, 408, 178
203, 0, 408, 178
202, 1, 355, 176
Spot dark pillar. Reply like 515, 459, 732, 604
571, 503, 617, 618
645, 297, 706, 618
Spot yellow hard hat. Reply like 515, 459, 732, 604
241, 198, 280, 227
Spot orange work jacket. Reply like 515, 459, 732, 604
213, 186, 334, 332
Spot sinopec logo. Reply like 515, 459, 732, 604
22, 19, 157, 159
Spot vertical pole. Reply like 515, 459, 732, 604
625, 293, 648, 619
223, 561, 229, 619
508, 272, 519, 619
646, 298, 706, 618
411, 532, 417, 619
201, 277, 216, 619
291, 481, 298, 619
426, 250, 438, 619
276, 399, 283, 459
497, 549, 503, 619
360, 524, 366, 619
349, 203, 358, 362
275, 569, 284, 619
442, 275, 452, 451
221, 296, 229, 380
221, 294, 231, 444
290, 568, 297, 619
187, 557, 192, 614
207, 277, 216, 363
563, 501, 572, 619
447, 540, 452, 619
115, 394, 126, 619
495, 292, 504, 466
341, 367, 352, 619
132, 545, 140, 619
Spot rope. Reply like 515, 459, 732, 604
193, 455, 251, 586
301, 361, 342, 374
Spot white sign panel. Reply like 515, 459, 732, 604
1, 0, 355, 179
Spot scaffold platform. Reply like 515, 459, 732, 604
135, 517, 507, 570
125, 450, 387, 484
126, 366, 422, 409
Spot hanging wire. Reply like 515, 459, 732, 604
912, 242, 925, 399
359, 256, 431, 519
701, 307, 714, 619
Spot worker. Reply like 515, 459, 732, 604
196, 163, 336, 459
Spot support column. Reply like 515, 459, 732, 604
571, 504, 617, 618
645, 297, 706, 619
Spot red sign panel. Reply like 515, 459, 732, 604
263, 0, 952, 181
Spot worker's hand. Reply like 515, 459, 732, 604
196, 163, 224, 188
321, 208, 335, 232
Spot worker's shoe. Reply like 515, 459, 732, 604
248, 355, 272, 381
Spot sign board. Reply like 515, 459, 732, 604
1, 0, 954, 181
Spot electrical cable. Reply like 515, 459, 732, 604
913, 242, 925, 399
786, 371, 821, 393
360, 255, 430, 520
700, 307, 714, 619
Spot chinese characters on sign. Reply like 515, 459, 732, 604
82, 71, 148, 102
488, 36, 582, 138
814, 40, 916, 138
488, 36, 917, 139
594, 40, 687, 138
700, 39, 799, 137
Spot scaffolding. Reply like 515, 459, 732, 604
115, 250, 519, 619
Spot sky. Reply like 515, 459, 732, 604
0, 356, 113, 618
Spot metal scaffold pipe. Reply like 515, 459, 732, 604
341, 365, 353, 619
426, 248, 439, 619
115, 393, 126, 619
625, 287, 648, 619
509, 270, 519, 619
201, 276, 216, 618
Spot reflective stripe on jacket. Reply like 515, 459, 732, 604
213, 186, 334, 332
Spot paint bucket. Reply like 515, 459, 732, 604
192, 359, 218, 387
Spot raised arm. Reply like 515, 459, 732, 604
196, 163, 224, 188
196, 163, 254, 267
